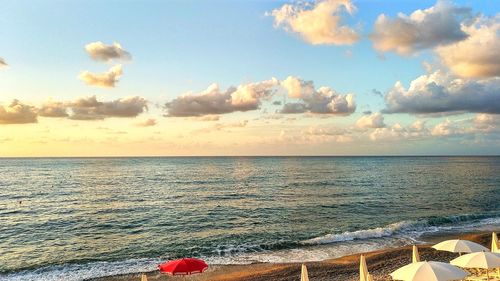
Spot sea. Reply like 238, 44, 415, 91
0, 156, 499, 280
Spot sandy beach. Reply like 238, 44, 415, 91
93, 232, 496, 281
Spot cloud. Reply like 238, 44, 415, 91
280, 76, 356, 115
194, 115, 220, 121
474, 114, 500, 133
436, 15, 500, 78
369, 120, 430, 141
383, 70, 500, 114
68, 95, 148, 120
136, 118, 157, 127
164, 77, 355, 117
306, 126, 349, 136
431, 119, 463, 136
0, 100, 38, 124
78, 64, 123, 88
270, 0, 359, 45
85, 41, 131, 62
371, 0, 470, 55
194, 120, 249, 134
355, 112, 386, 129
280, 126, 353, 144
0, 58, 7, 68
214, 120, 248, 131
164, 79, 278, 117
371, 89, 383, 98
38, 101, 69, 117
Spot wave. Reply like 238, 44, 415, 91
2, 213, 498, 281
0, 258, 161, 281
302, 213, 500, 245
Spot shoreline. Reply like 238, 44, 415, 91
92, 231, 496, 281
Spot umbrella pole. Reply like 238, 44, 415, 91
487, 270, 489, 281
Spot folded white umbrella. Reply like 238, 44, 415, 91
432, 239, 489, 254
492, 232, 499, 253
360, 255, 369, 281
390, 261, 467, 281
412, 245, 421, 263
450, 252, 500, 281
301, 264, 309, 281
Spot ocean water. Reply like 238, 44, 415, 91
0, 156, 499, 280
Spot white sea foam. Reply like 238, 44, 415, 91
0, 258, 160, 281
302, 220, 422, 245
302, 215, 500, 246
2, 215, 498, 281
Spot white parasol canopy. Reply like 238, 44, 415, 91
390, 261, 467, 281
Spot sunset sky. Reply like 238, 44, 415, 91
1, 0, 499, 156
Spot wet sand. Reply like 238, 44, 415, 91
93, 232, 495, 281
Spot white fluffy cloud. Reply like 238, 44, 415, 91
383, 70, 500, 114
68, 96, 148, 120
270, 0, 359, 45
165, 79, 279, 117
371, 0, 470, 55
431, 119, 463, 136
355, 112, 385, 129
78, 64, 123, 88
85, 41, 131, 62
369, 120, 430, 141
0, 58, 7, 68
0, 100, 38, 124
280, 76, 356, 115
474, 114, 500, 133
436, 15, 500, 78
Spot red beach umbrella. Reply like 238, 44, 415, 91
158, 258, 208, 275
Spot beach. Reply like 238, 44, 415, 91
94, 232, 495, 281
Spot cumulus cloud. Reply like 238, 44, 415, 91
78, 64, 123, 88
431, 119, 463, 136
371, 0, 470, 55
85, 41, 131, 62
68, 96, 148, 120
280, 76, 356, 115
165, 79, 278, 117
383, 70, 500, 114
38, 101, 69, 117
270, 0, 359, 45
0, 100, 38, 124
436, 15, 500, 78
428, 115, 500, 139
136, 118, 157, 127
474, 114, 500, 132
164, 77, 355, 117
355, 112, 385, 129
0, 58, 7, 68
369, 120, 431, 141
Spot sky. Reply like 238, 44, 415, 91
0, 0, 499, 156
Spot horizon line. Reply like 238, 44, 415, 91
0, 155, 499, 159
